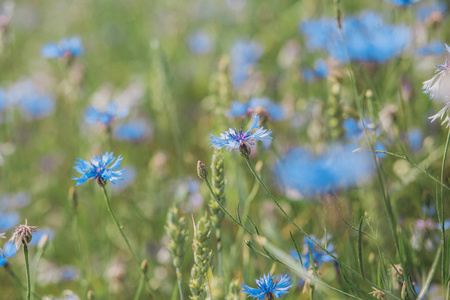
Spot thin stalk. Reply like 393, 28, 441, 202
101, 187, 156, 298
175, 267, 184, 300
203, 178, 252, 235
441, 129, 450, 286
31, 241, 45, 296
418, 244, 442, 299
72, 209, 89, 292
23, 245, 31, 300
243, 157, 400, 299
133, 274, 145, 300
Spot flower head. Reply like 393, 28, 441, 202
85, 102, 128, 126
114, 120, 152, 142
241, 273, 292, 299
41, 36, 83, 58
422, 44, 450, 126
384, 0, 420, 6
228, 97, 285, 121
210, 114, 272, 151
0, 241, 18, 266
73, 152, 124, 187
9, 219, 38, 249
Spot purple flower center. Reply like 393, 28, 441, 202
228, 128, 250, 144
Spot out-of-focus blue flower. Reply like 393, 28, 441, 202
0, 212, 19, 231
407, 128, 423, 151
188, 31, 214, 55
111, 165, 136, 192
385, 0, 420, 6
28, 229, 55, 246
230, 40, 263, 88
422, 44, 450, 126
241, 273, 292, 299
210, 114, 272, 151
85, 102, 128, 126
302, 59, 329, 82
301, 12, 411, 64
416, 41, 444, 56
298, 236, 336, 268
0, 241, 18, 267
0, 192, 30, 210
41, 36, 83, 58
386, 0, 421, 6
416, 2, 446, 21
73, 152, 124, 186
227, 97, 285, 121
114, 120, 152, 142
19, 93, 55, 119
0, 89, 6, 112
61, 267, 81, 281
274, 142, 374, 198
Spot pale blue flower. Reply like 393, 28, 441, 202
114, 120, 152, 142
227, 97, 284, 121
0, 241, 18, 267
41, 36, 83, 58
385, 0, 420, 6
19, 93, 55, 119
210, 114, 272, 150
416, 2, 446, 21
230, 40, 263, 88
241, 273, 292, 299
85, 102, 128, 126
416, 41, 444, 56
28, 229, 55, 246
73, 152, 124, 186
188, 31, 214, 55
0, 212, 19, 231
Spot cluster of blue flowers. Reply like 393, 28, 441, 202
230, 40, 263, 88
300, 11, 411, 63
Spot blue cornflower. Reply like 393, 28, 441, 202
41, 36, 83, 58
301, 59, 329, 82
274, 142, 374, 198
114, 120, 152, 142
210, 114, 272, 151
19, 92, 55, 119
416, 2, 446, 22
73, 152, 124, 187
0, 212, 19, 231
188, 31, 214, 55
416, 41, 444, 56
0, 241, 18, 267
385, 0, 420, 6
85, 102, 128, 126
230, 40, 263, 88
407, 128, 423, 151
241, 273, 292, 299
227, 97, 285, 121
300, 236, 336, 268
28, 228, 55, 246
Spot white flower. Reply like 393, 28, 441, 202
423, 44, 450, 126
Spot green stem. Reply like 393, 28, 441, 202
133, 274, 145, 300
23, 245, 31, 300
101, 186, 156, 298
243, 157, 400, 299
441, 129, 450, 286
203, 179, 252, 235
175, 267, 184, 300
